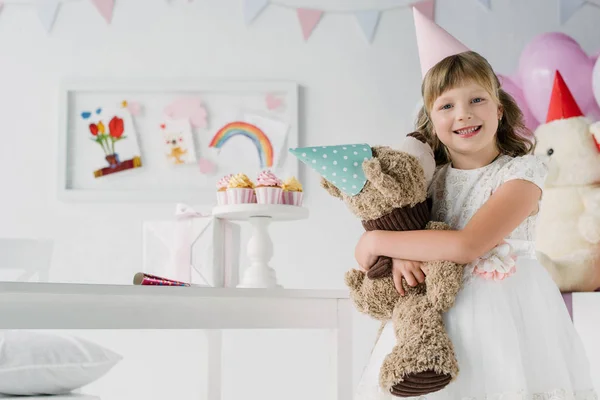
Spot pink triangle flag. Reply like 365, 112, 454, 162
296, 8, 323, 41
90, 0, 114, 24
411, 0, 435, 21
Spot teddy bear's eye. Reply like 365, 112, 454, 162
547, 148, 554, 156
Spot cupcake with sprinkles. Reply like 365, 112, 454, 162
227, 173, 256, 204
282, 176, 303, 206
255, 170, 283, 204
216, 174, 233, 205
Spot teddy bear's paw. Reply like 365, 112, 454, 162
389, 371, 451, 397
367, 256, 393, 279
345, 271, 399, 320
344, 269, 367, 311
379, 350, 453, 397
344, 268, 365, 291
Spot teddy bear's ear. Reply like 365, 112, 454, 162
320, 177, 343, 199
363, 153, 427, 203
362, 158, 400, 197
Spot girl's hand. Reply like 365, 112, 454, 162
391, 259, 427, 296
355, 232, 378, 271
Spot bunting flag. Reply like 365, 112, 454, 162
0, 0, 592, 39
296, 8, 322, 41
36, 0, 61, 33
411, 0, 435, 20
90, 0, 114, 24
478, 0, 492, 10
559, 0, 586, 23
243, 0, 268, 24
354, 10, 381, 43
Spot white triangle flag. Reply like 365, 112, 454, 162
36, 0, 61, 33
478, 0, 491, 10
559, 0, 585, 24
243, 0, 269, 24
355, 10, 381, 43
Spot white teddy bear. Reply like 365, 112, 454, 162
534, 72, 600, 292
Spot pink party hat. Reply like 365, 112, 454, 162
413, 7, 469, 78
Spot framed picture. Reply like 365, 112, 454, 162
58, 79, 299, 203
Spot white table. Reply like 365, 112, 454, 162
0, 283, 352, 400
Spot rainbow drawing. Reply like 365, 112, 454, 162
209, 121, 274, 168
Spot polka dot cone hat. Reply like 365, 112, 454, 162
289, 144, 373, 196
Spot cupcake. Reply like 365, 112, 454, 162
216, 174, 233, 205
227, 173, 256, 204
282, 176, 303, 206
255, 170, 283, 204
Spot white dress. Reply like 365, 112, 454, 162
355, 155, 598, 400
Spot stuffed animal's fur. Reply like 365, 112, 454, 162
322, 138, 464, 397
345, 222, 462, 394
534, 118, 600, 292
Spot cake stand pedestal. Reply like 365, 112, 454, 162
212, 204, 309, 289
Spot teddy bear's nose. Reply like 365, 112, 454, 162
171, 140, 177, 145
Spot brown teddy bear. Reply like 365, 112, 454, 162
290, 136, 465, 397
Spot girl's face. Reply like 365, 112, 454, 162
429, 81, 502, 160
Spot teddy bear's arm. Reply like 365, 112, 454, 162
423, 221, 465, 312
423, 260, 464, 312
578, 188, 600, 244
344, 269, 399, 321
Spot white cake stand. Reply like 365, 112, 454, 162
211, 203, 309, 288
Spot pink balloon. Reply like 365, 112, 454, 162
497, 74, 539, 133
521, 33, 579, 65
518, 35, 595, 123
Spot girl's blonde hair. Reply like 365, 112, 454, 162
412, 51, 535, 166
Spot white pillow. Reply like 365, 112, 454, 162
0, 330, 122, 395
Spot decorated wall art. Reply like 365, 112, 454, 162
58, 79, 299, 203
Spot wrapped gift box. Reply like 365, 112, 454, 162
142, 210, 240, 287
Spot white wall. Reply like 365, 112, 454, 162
1, 0, 599, 399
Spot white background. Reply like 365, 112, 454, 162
0, 0, 599, 398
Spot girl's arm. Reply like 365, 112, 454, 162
361, 179, 542, 264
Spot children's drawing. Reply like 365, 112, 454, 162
82, 107, 142, 178
161, 118, 197, 165
164, 97, 208, 128
121, 100, 142, 116
208, 114, 289, 170
209, 121, 273, 168
265, 93, 284, 111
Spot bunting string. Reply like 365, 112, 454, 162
0, 0, 596, 39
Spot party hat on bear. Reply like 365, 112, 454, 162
413, 7, 469, 78
289, 144, 373, 197
546, 70, 584, 123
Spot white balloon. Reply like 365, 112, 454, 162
593, 57, 600, 110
